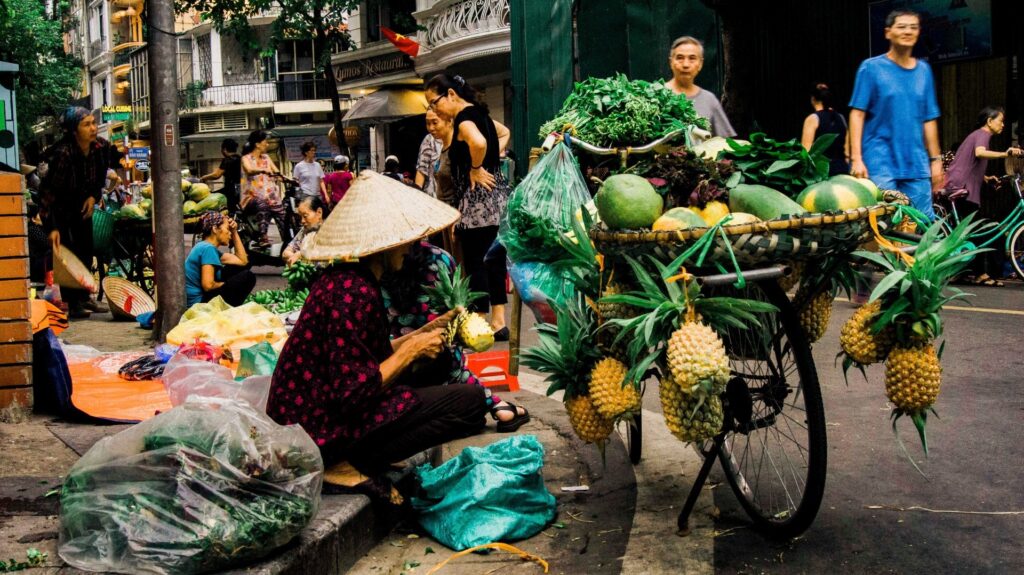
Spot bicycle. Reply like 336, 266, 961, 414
932, 173, 1024, 279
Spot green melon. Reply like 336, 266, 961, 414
855, 177, 882, 201
796, 176, 876, 213
595, 174, 664, 230
183, 200, 199, 216
653, 207, 708, 231
139, 199, 152, 213
188, 182, 211, 202
196, 192, 226, 212
728, 184, 807, 221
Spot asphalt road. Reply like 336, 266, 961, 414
504, 279, 1024, 574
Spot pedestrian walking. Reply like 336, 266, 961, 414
801, 82, 850, 176
849, 9, 942, 219
200, 138, 242, 213
240, 130, 288, 249
424, 73, 513, 336
944, 106, 1022, 286
324, 155, 354, 206
663, 36, 736, 137
292, 141, 327, 202
414, 110, 445, 197
39, 107, 122, 319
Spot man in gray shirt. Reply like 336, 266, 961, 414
663, 36, 737, 138
292, 141, 327, 200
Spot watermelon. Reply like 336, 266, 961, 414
653, 207, 707, 231
796, 175, 876, 213
188, 182, 211, 202
196, 192, 227, 212
728, 184, 807, 221
183, 200, 199, 216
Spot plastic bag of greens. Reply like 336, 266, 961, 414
162, 355, 272, 412
234, 342, 279, 381
498, 141, 591, 264
59, 396, 323, 575
413, 435, 555, 551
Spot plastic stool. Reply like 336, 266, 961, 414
465, 350, 520, 392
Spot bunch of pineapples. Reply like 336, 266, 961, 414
423, 265, 495, 352
521, 294, 640, 450
794, 256, 865, 344
601, 254, 776, 443
841, 214, 988, 455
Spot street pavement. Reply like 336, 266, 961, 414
5, 272, 1022, 574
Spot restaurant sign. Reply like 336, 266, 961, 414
333, 53, 414, 84
101, 105, 133, 123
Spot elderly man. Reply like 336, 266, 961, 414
663, 36, 736, 137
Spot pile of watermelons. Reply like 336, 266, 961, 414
115, 179, 227, 221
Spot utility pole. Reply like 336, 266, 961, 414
147, 0, 185, 341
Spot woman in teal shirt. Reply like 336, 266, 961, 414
184, 212, 255, 306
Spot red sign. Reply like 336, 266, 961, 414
163, 124, 175, 147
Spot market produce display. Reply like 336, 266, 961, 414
167, 299, 289, 353
59, 397, 322, 575
718, 132, 836, 198
114, 180, 227, 221
539, 74, 708, 148
246, 288, 310, 315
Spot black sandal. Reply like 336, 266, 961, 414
491, 402, 531, 433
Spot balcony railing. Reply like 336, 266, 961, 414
89, 38, 107, 60
421, 0, 510, 48
113, 50, 133, 68
178, 79, 331, 111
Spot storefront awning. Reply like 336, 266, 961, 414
271, 123, 334, 138
181, 130, 252, 143
342, 88, 427, 126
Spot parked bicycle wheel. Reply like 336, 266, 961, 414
715, 281, 827, 539
1009, 223, 1024, 279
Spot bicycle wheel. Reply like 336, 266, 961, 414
716, 280, 827, 539
1010, 224, 1024, 280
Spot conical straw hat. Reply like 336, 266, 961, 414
304, 170, 461, 261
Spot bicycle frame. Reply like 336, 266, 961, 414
941, 174, 1024, 254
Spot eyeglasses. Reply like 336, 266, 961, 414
428, 94, 446, 110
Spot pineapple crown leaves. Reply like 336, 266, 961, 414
856, 213, 994, 344
600, 254, 777, 384
422, 264, 486, 311
797, 255, 866, 302
549, 207, 602, 299
520, 293, 602, 400
891, 408, 936, 478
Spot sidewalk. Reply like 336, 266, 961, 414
0, 312, 639, 574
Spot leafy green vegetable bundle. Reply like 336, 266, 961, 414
718, 132, 836, 198
59, 397, 323, 575
539, 74, 709, 148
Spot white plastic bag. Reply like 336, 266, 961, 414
161, 355, 272, 412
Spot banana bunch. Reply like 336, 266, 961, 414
246, 288, 310, 314
282, 261, 318, 291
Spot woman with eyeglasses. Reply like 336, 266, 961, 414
423, 73, 513, 340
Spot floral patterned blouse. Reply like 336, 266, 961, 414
268, 264, 420, 454
240, 153, 282, 208
380, 241, 497, 406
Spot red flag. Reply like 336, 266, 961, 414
380, 27, 420, 58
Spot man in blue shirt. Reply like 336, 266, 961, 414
849, 10, 942, 219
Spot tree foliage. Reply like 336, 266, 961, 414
0, 0, 83, 144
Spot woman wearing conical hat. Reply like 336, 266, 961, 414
268, 170, 517, 499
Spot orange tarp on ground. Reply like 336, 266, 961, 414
67, 353, 172, 422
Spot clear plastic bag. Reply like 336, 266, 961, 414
59, 396, 323, 575
499, 141, 592, 264
162, 355, 272, 412
508, 261, 576, 324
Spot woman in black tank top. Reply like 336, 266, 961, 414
801, 83, 850, 176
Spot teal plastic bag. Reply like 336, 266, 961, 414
412, 435, 556, 551
234, 342, 278, 381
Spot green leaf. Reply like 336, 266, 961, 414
870, 271, 907, 302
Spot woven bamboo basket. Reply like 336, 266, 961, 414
589, 203, 899, 267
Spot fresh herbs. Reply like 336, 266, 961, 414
634, 147, 739, 209
719, 132, 836, 197
540, 74, 709, 148
0, 550, 47, 572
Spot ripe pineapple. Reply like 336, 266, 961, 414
589, 357, 641, 420
666, 321, 730, 396
777, 261, 804, 293
885, 344, 941, 414
565, 395, 615, 444
423, 265, 493, 352
796, 285, 833, 344
598, 280, 636, 321
839, 300, 894, 365
660, 374, 723, 443
866, 214, 988, 456
521, 294, 612, 446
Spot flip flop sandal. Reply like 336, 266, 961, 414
492, 403, 531, 433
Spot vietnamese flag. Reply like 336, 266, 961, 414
380, 27, 420, 58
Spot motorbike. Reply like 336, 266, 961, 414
231, 174, 303, 267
